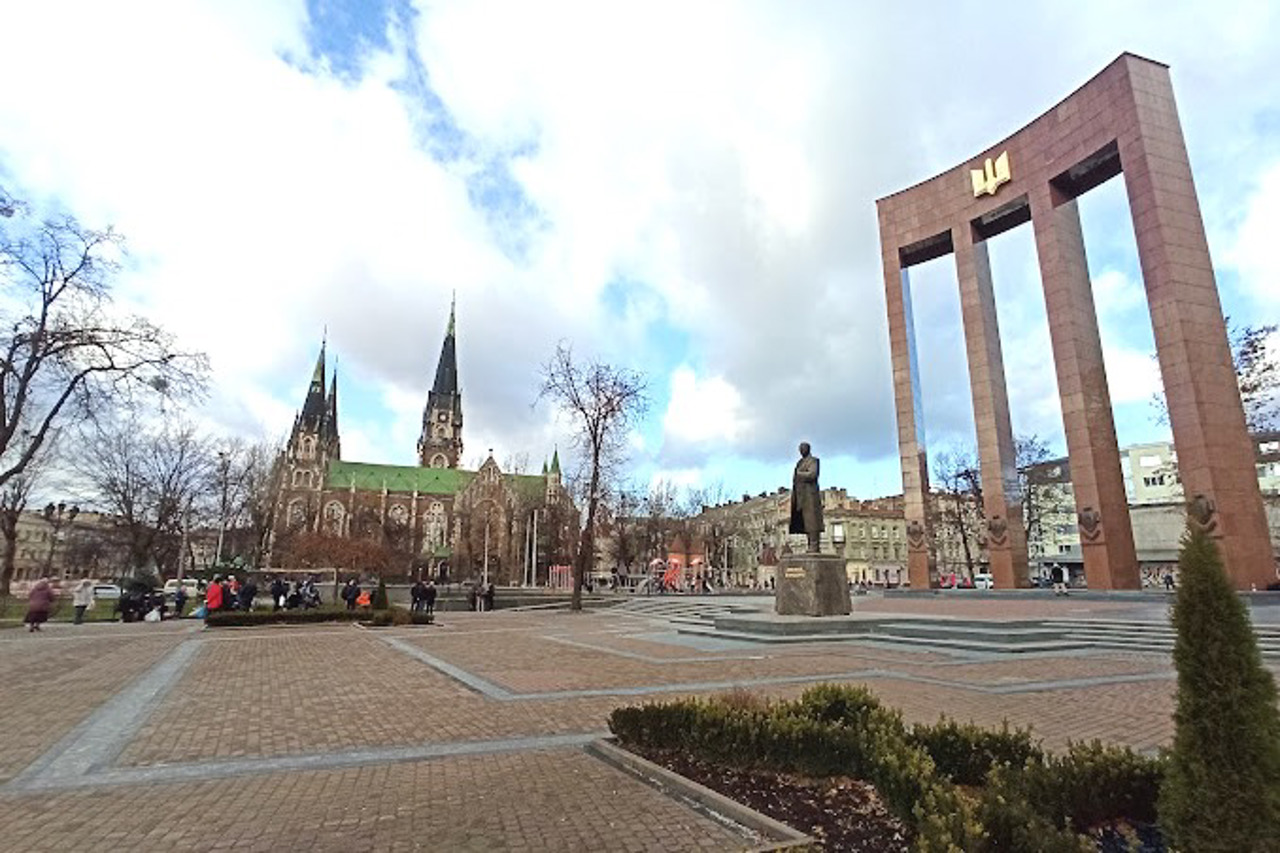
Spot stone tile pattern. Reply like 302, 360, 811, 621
878, 52, 1273, 590
0, 749, 750, 852
0, 631, 175, 783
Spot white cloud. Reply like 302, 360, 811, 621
661, 366, 749, 450
1226, 159, 1280, 307
3, 0, 1280, 502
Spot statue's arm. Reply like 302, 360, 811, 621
796, 458, 818, 484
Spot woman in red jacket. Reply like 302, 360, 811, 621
206, 575, 224, 613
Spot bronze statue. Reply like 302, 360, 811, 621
789, 442, 823, 553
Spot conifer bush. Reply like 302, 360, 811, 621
372, 577, 389, 610
1159, 524, 1280, 852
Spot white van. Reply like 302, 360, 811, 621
163, 578, 201, 599
973, 573, 994, 590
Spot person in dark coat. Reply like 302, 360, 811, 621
482, 583, 495, 613
173, 587, 189, 618
239, 577, 258, 611
410, 580, 426, 613
270, 576, 286, 611
424, 581, 437, 616
467, 584, 478, 612
341, 578, 360, 611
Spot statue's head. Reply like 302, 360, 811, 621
798, 442, 811, 457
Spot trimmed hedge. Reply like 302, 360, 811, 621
366, 609, 433, 627
205, 607, 363, 627
609, 684, 1163, 853
909, 717, 1041, 787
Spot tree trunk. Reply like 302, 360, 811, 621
572, 452, 601, 612
0, 514, 16, 598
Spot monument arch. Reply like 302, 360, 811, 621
877, 53, 1272, 591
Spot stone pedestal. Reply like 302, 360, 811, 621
775, 554, 851, 616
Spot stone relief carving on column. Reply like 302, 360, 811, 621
1077, 507, 1102, 542
986, 514, 1009, 547
906, 519, 928, 551
1187, 493, 1218, 534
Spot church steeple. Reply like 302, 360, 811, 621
418, 296, 464, 469
300, 338, 327, 426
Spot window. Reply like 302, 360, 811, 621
430, 453, 448, 469
1261, 440, 1280, 454
1143, 474, 1166, 487
1139, 455, 1162, 468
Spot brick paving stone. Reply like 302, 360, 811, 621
0, 750, 755, 852
7, 599, 1280, 850
0, 629, 179, 783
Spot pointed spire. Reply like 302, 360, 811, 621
327, 359, 339, 438
301, 337, 327, 422
542, 459, 548, 475
447, 290, 456, 337
550, 447, 561, 475
431, 297, 458, 397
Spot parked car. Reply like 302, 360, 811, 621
92, 583, 122, 600
973, 573, 994, 590
163, 578, 201, 600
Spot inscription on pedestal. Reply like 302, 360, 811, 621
776, 554, 851, 617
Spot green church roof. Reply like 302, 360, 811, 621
327, 461, 474, 494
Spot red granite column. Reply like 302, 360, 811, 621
954, 234, 1031, 588
1031, 191, 1140, 589
882, 244, 937, 589
1118, 59, 1274, 589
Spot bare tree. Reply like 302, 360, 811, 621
931, 445, 983, 577
0, 203, 207, 492
1151, 319, 1279, 432
209, 436, 278, 569
0, 432, 51, 595
538, 342, 647, 610
74, 415, 215, 577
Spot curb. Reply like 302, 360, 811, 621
583, 739, 814, 852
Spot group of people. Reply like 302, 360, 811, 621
409, 579, 438, 614
467, 582, 496, 612
270, 575, 323, 610
203, 574, 259, 615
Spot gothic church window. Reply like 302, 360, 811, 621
301, 436, 315, 459
430, 453, 448, 468
323, 502, 345, 536
288, 500, 306, 528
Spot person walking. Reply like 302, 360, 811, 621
25, 577, 55, 632
482, 582, 495, 613
270, 576, 286, 611
1050, 563, 1067, 597
72, 578, 94, 625
410, 579, 425, 613
424, 580, 437, 617
467, 584, 478, 612
173, 586, 188, 619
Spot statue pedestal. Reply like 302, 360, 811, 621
775, 553, 851, 616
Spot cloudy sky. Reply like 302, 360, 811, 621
1, 0, 1278, 502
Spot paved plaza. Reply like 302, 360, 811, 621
3, 594, 1279, 851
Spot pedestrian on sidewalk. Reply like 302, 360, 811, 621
1050, 564, 1068, 597
26, 577, 55, 632
410, 579, 425, 613
341, 578, 360, 611
482, 582, 495, 613
72, 578, 94, 624
173, 586, 189, 619
424, 580, 437, 616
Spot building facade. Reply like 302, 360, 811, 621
266, 303, 575, 583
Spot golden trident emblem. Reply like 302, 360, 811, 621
971, 150, 1011, 197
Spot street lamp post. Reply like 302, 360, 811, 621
41, 502, 80, 579
213, 451, 230, 568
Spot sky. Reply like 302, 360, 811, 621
1, 0, 1278, 504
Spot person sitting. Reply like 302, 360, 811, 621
356, 589, 372, 609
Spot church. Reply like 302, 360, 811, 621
266, 301, 576, 583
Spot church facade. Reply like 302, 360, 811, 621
266, 302, 576, 583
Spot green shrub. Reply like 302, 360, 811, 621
910, 717, 1042, 787
364, 608, 434, 627
205, 607, 362, 627
977, 764, 1091, 853
1031, 741, 1163, 829
790, 682, 885, 727
372, 577, 389, 610
1160, 524, 1280, 852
